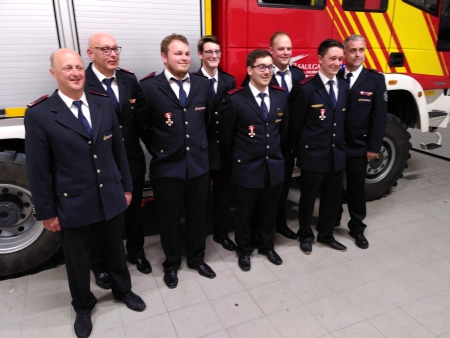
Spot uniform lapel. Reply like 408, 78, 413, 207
268, 87, 281, 121
186, 73, 200, 107
156, 71, 183, 107
243, 85, 266, 121
85, 64, 107, 95
336, 77, 347, 113
116, 70, 127, 113
216, 71, 228, 106
86, 92, 103, 143
52, 91, 91, 139
314, 74, 335, 110
349, 67, 367, 93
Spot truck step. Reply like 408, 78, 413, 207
420, 143, 442, 151
428, 110, 448, 128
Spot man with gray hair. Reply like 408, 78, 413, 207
337, 34, 387, 249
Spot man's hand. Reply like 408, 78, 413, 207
125, 192, 132, 206
367, 151, 379, 161
42, 217, 61, 232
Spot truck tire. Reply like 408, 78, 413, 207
0, 151, 60, 278
365, 114, 411, 201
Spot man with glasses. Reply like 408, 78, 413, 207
135, 34, 216, 289
196, 35, 237, 252
85, 33, 151, 287
269, 31, 305, 240
220, 49, 289, 271
290, 39, 349, 255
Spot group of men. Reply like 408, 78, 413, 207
24, 30, 386, 338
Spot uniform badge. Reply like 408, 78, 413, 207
195, 106, 206, 111
319, 109, 326, 120
277, 112, 284, 116
358, 98, 371, 102
248, 125, 255, 138
360, 91, 373, 96
164, 112, 173, 126
384, 91, 388, 101
311, 104, 323, 108
103, 134, 113, 140
129, 99, 136, 104
275, 119, 282, 123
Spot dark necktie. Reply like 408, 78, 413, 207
278, 70, 289, 95
328, 80, 337, 108
172, 78, 187, 106
103, 78, 119, 113
73, 100, 92, 137
210, 78, 216, 100
346, 72, 353, 86
258, 93, 269, 121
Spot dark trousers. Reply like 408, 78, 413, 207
91, 177, 145, 273
60, 213, 131, 315
211, 165, 232, 240
235, 172, 283, 256
124, 177, 146, 260
344, 156, 368, 234
276, 147, 295, 229
298, 169, 344, 244
152, 172, 209, 271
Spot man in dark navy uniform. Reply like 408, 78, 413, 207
220, 49, 289, 271
85, 33, 151, 283
25, 49, 145, 338
135, 34, 216, 289
337, 34, 387, 249
290, 39, 349, 255
269, 31, 305, 240
196, 35, 237, 251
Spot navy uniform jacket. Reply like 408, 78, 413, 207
195, 68, 236, 170
85, 63, 146, 180
135, 71, 213, 179
290, 74, 349, 172
338, 67, 387, 157
25, 91, 133, 228
219, 85, 289, 189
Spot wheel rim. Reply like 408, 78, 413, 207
366, 137, 397, 184
0, 184, 43, 254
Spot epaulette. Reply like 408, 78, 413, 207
117, 67, 134, 74
227, 87, 243, 95
139, 72, 156, 82
88, 91, 108, 97
270, 85, 286, 92
27, 94, 49, 107
192, 72, 207, 78
299, 76, 314, 85
369, 68, 383, 75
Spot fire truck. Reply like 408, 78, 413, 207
1, 0, 449, 278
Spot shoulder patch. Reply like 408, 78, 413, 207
139, 72, 156, 82
88, 91, 108, 97
117, 67, 134, 74
227, 87, 243, 95
369, 68, 383, 75
300, 76, 314, 85
270, 85, 286, 92
27, 94, 49, 107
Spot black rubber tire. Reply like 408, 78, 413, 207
0, 151, 60, 279
364, 114, 411, 201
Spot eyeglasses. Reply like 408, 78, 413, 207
252, 64, 275, 72
90, 47, 122, 55
203, 50, 222, 56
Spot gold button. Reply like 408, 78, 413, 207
97, 169, 100, 173
266, 123, 268, 126
63, 193, 68, 197
334, 123, 336, 126
216, 121, 219, 124
119, 125, 122, 128
305, 145, 308, 148
160, 150, 164, 153
184, 108, 187, 112
93, 155, 97, 159
99, 184, 103, 188
216, 140, 219, 143
237, 159, 241, 163
333, 134, 335, 137
88, 141, 92, 144
267, 145, 270, 149
266, 134, 269, 137
186, 135, 190, 138
266, 156, 268, 159
332, 144, 335, 147
215, 112, 218, 115
186, 147, 190, 151
185, 121, 188, 125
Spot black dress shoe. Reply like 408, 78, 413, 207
276, 226, 299, 240
349, 232, 369, 249
114, 291, 146, 312
128, 255, 152, 274
195, 263, 216, 279
300, 242, 312, 255
164, 270, 178, 289
264, 250, 283, 265
318, 240, 347, 252
74, 314, 92, 338
238, 255, 251, 271
94, 272, 111, 290
213, 237, 237, 251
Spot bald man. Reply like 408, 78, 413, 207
85, 33, 151, 284
25, 49, 145, 338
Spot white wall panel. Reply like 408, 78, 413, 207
74, 0, 203, 80
0, 1, 60, 108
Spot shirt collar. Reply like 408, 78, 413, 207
164, 69, 190, 83
345, 64, 363, 78
274, 65, 290, 75
57, 90, 88, 109
249, 82, 269, 98
201, 67, 218, 82
318, 70, 337, 86
92, 63, 117, 83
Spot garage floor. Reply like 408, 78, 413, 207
1, 150, 449, 338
